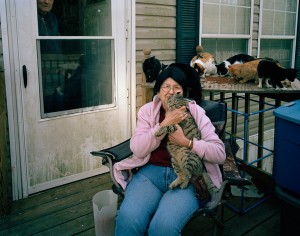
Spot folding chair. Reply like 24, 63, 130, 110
91, 99, 249, 235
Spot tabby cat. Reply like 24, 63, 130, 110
155, 93, 218, 197
227, 59, 262, 83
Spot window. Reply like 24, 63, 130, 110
176, 0, 299, 67
259, 0, 298, 67
37, 0, 114, 117
200, 0, 252, 63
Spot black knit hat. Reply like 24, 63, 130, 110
154, 63, 202, 104
154, 66, 188, 96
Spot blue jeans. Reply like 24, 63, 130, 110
115, 164, 200, 236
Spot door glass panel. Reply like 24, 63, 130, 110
37, 0, 112, 37
38, 39, 114, 115
36, 0, 113, 117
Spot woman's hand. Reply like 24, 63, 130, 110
160, 106, 187, 127
168, 124, 190, 147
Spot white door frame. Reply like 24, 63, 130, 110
1, 0, 26, 200
0, 0, 136, 200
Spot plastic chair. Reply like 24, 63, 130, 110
91, 99, 249, 235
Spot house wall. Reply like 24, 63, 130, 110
135, 0, 176, 111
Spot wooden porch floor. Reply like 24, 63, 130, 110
0, 173, 282, 236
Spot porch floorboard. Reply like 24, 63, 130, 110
0, 173, 282, 236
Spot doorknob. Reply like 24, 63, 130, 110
23, 65, 27, 88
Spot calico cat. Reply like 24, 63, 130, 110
257, 59, 297, 89
228, 59, 262, 83
191, 58, 218, 77
155, 93, 218, 197
190, 52, 217, 77
216, 54, 256, 76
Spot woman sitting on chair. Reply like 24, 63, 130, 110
114, 64, 226, 236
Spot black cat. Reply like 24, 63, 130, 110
142, 56, 162, 82
216, 54, 256, 76
257, 59, 297, 89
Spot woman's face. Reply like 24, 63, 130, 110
37, 0, 54, 14
158, 78, 183, 110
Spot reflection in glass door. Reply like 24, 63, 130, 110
37, 0, 114, 117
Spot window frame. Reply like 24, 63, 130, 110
36, 0, 117, 118
199, 0, 254, 62
258, 0, 299, 67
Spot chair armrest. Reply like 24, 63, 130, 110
90, 139, 132, 165
90, 139, 132, 196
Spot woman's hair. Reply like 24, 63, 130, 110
154, 66, 188, 96
153, 63, 202, 104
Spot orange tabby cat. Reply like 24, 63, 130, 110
228, 59, 262, 83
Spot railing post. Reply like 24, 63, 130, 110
244, 93, 250, 164
231, 93, 238, 135
257, 95, 265, 168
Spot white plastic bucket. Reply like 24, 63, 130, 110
92, 190, 118, 236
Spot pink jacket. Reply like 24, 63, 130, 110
114, 95, 226, 190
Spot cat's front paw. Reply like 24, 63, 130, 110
155, 127, 167, 137
168, 182, 177, 190
168, 125, 177, 133
169, 178, 181, 189
180, 180, 190, 189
